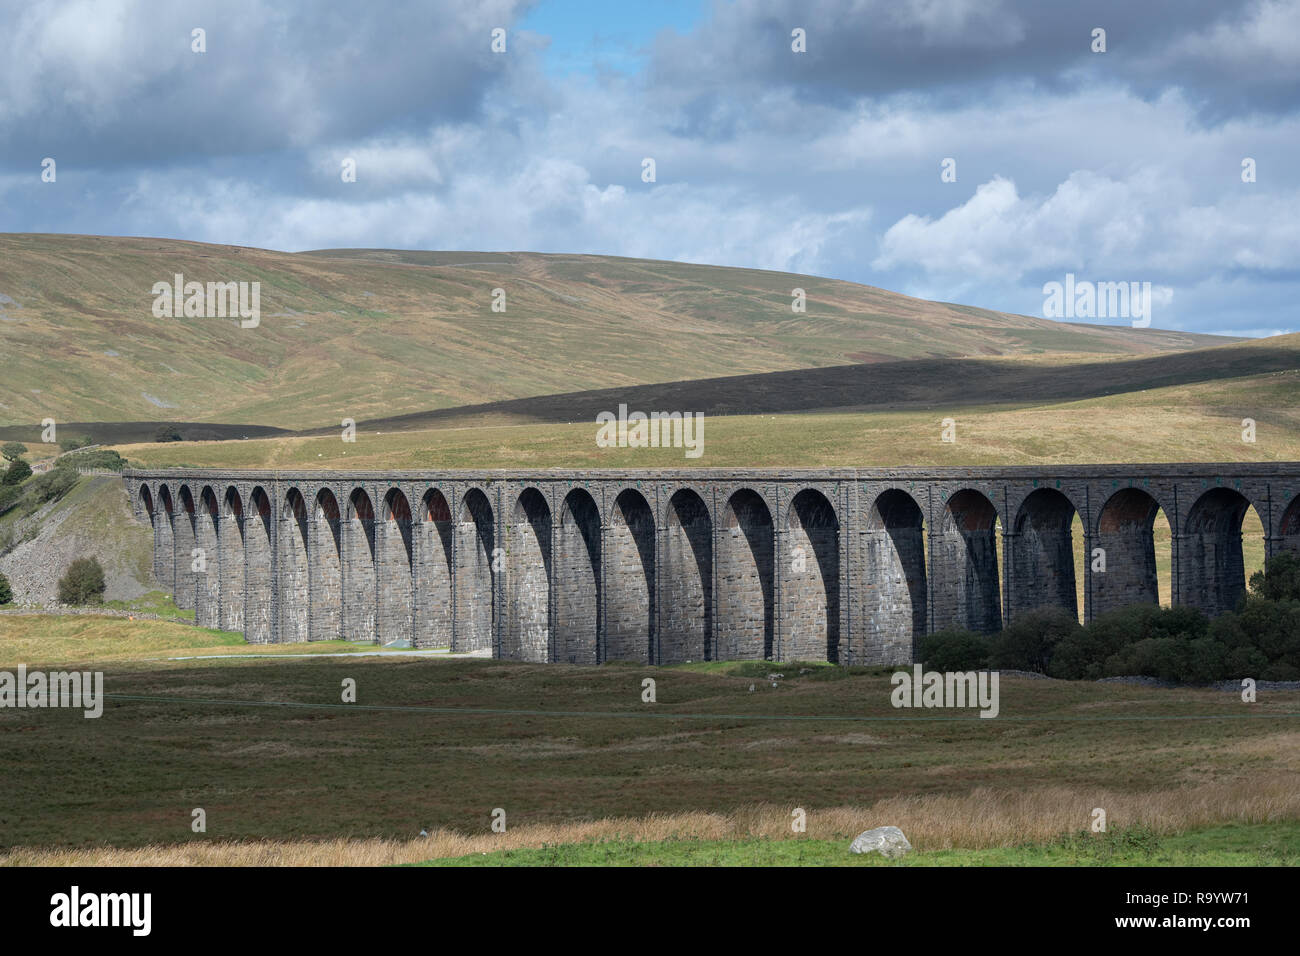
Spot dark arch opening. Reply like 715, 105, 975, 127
278, 488, 310, 643
861, 489, 926, 665
193, 487, 221, 628
173, 485, 198, 612
1009, 488, 1079, 623
783, 489, 839, 663
312, 489, 342, 642
220, 487, 245, 633
345, 488, 377, 643
245, 487, 273, 643
607, 489, 655, 663
415, 489, 453, 648
455, 488, 495, 653
555, 488, 601, 664
661, 489, 712, 663
718, 489, 774, 660
932, 489, 1001, 634
377, 489, 414, 644
1093, 487, 1162, 616
1181, 487, 1254, 617
505, 488, 551, 662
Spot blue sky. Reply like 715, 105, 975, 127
518, 0, 705, 76
1, 0, 1298, 337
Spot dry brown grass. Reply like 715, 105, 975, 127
7, 776, 1295, 866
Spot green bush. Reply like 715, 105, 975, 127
1249, 551, 1300, 602
59, 448, 126, 471
0, 570, 11, 605
990, 607, 1080, 673
57, 557, 106, 605
918, 628, 990, 671
2, 459, 32, 485
26, 465, 79, 505
58, 435, 92, 452
0, 441, 27, 462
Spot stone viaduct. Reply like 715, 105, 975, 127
122, 465, 1300, 665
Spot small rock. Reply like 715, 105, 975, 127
849, 826, 912, 859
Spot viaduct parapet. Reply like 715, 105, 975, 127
122, 465, 1300, 665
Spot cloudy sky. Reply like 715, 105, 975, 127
2, 0, 1298, 336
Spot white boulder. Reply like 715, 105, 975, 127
849, 826, 912, 859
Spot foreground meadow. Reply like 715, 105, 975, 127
0, 617, 1295, 863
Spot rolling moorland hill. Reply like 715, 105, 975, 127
0, 234, 1230, 431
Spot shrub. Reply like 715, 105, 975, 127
58, 448, 126, 472
58, 435, 92, 452
0, 441, 27, 462
989, 607, 1080, 673
918, 628, 990, 671
1249, 551, 1300, 602
26, 465, 79, 504
0, 570, 11, 605
57, 557, 106, 605
2, 459, 32, 485
153, 425, 183, 443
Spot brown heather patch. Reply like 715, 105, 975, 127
4, 778, 1297, 866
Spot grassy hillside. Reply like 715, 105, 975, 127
0, 474, 156, 605
0, 234, 1229, 430
118, 362, 1300, 471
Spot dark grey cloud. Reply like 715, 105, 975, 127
649, 0, 1297, 121
0, 0, 535, 169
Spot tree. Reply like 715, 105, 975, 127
2, 459, 32, 485
57, 557, 106, 605
0, 571, 12, 605
153, 425, 183, 443
1, 441, 27, 462
1249, 550, 1300, 602
58, 435, 92, 452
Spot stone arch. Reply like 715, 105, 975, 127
505, 488, 551, 662
932, 489, 1002, 634
220, 487, 245, 633
1009, 488, 1079, 622
555, 488, 601, 664
173, 485, 198, 612
415, 489, 453, 648
607, 488, 655, 663
1180, 487, 1256, 617
345, 488, 377, 643
377, 489, 414, 643
1093, 487, 1162, 616
782, 488, 839, 663
156, 485, 175, 595
311, 489, 342, 642
1276, 492, 1300, 555
137, 485, 155, 523
278, 488, 310, 643
455, 488, 495, 652
717, 489, 774, 660
861, 488, 926, 665
245, 486, 273, 643
194, 486, 221, 628
660, 488, 712, 663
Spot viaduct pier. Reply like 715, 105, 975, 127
123, 465, 1300, 665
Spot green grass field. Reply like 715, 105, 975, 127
420, 821, 1299, 866
0, 618, 1295, 856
